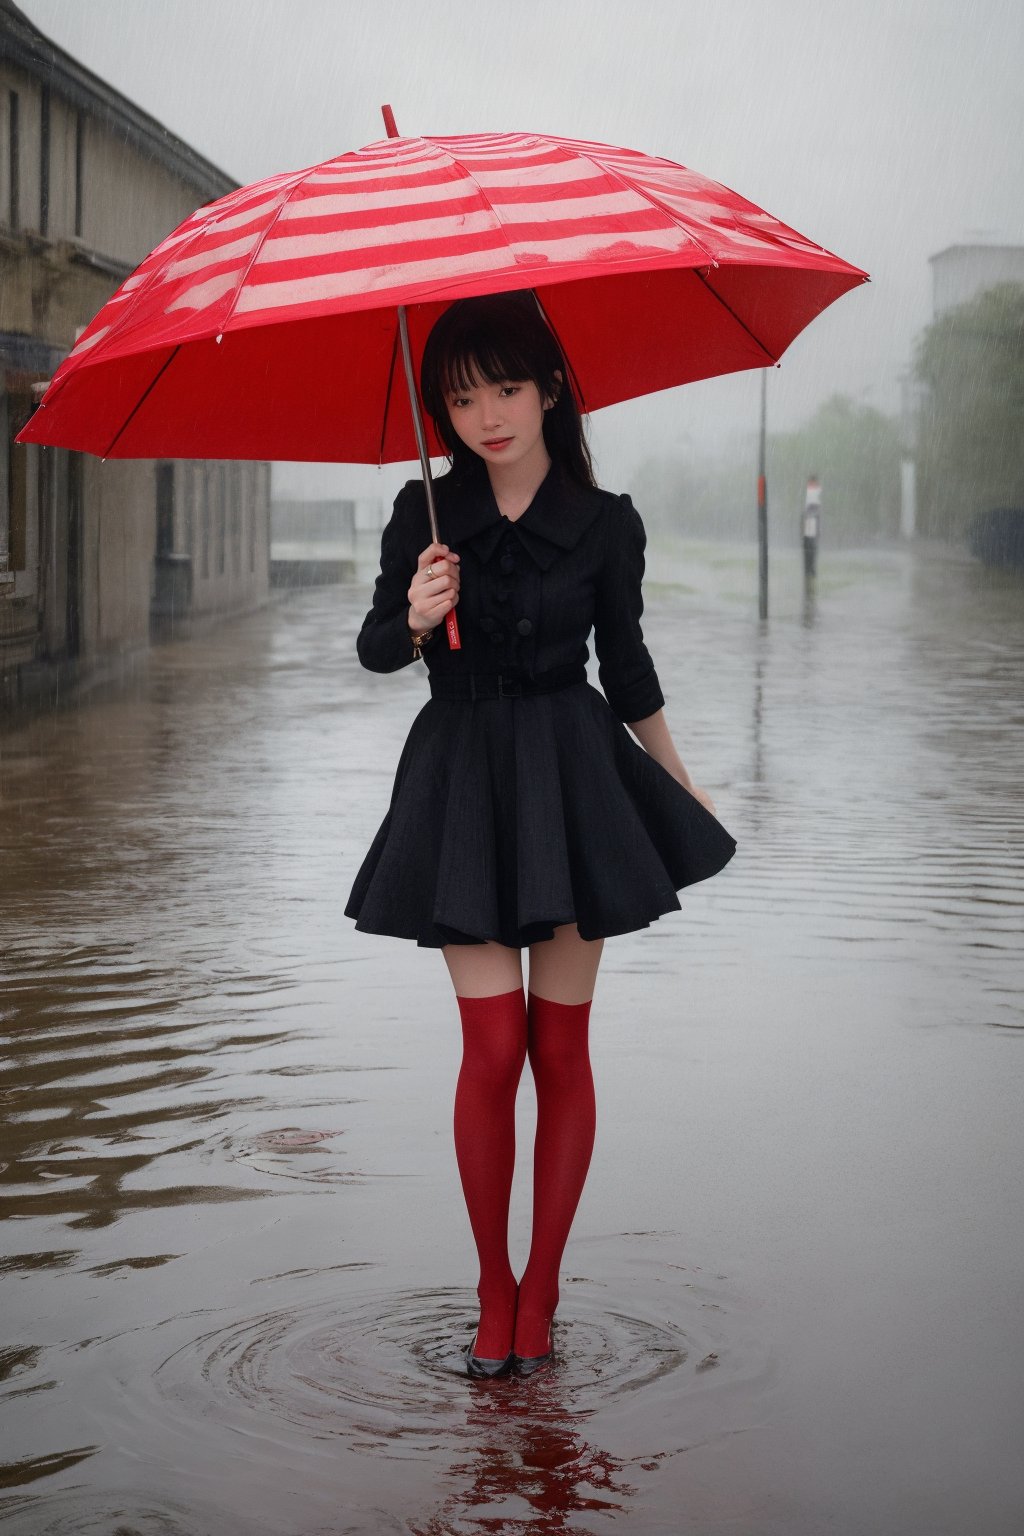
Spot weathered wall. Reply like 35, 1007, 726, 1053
1, 19, 272, 708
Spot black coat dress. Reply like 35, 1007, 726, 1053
343, 457, 737, 948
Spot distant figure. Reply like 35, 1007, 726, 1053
803, 475, 822, 577
344, 290, 737, 1381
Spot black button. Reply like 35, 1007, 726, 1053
499, 552, 516, 574
516, 618, 533, 636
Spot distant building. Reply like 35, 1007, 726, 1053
272, 498, 358, 549
0, 0, 271, 708
929, 244, 1024, 318
906, 243, 1024, 544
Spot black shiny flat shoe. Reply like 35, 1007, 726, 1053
512, 1350, 552, 1377
466, 1333, 514, 1379
512, 1347, 553, 1377
512, 1321, 554, 1378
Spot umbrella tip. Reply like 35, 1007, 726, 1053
381, 104, 399, 139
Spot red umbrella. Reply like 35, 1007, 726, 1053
18, 123, 866, 458
17, 118, 868, 645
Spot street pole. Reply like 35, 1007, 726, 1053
758, 368, 768, 620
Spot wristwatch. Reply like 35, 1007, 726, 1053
410, 626, 435, 661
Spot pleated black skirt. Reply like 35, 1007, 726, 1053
343, 680, 737, 948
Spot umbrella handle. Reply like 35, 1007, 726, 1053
384, 105, 460, 652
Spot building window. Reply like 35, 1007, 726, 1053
263, 465, 272, 561
184, 463, 196, 559
5, 392, 31, 571
8, 91, 19, 230
248, 465, 257, 573
229, 466, 241, 576
216, 464, 226, 575
39, 83, 50, 238
74, 110, 85, 239
155, 463, 174, 558
200, 466, 211, 579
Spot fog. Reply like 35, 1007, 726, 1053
5, 8, 1024, 1530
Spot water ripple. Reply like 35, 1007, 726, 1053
149, 1268, 772, 1461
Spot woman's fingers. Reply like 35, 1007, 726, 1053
409, 542, 460, 624
416, 541, 460, 575
417, 544, 460, 586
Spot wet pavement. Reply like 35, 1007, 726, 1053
1, 535, 1022, 1534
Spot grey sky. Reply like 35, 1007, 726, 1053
19, 0, 1024, 504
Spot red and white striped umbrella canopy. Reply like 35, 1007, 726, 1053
18, 130, 868, 462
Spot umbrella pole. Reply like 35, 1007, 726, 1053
384, 104, 460, 651
395, 307, 441, 549
758, 368, 769, 621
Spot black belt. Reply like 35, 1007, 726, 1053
428, 662, 587, 701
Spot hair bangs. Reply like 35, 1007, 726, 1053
440, 331, 544, 399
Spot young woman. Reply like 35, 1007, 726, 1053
344, 290, 737, 1379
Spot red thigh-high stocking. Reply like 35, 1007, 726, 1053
513, 992, 597, 1359
453, 987, 528, 1359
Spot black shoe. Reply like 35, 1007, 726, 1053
466, 1332, 514, 1379
512, 1348, 552, 1377
512, 1321, 554, 1377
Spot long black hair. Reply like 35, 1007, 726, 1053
419, 290, 597, 489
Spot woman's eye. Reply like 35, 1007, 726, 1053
499, 385, 521, 398
450, 396, 471, 409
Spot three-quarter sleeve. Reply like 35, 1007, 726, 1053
355, 486, 419, 673
592, 494, 666, 723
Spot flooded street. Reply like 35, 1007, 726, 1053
2, 537, 1022, 1535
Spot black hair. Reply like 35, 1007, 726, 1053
419, 290, 597, 489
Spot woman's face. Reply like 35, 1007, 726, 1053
445, 370, 556, 473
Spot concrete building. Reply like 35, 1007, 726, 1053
929, 244, 1024, 318
0, 0, 271, 708
898, 244, 1024, 544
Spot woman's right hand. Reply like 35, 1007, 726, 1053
407, 541, 460, 631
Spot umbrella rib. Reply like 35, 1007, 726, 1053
50, 219, 218, 387
587, 143, 846, 360
690, 268, 777, 364
43, 172, 310, 392
406, 142, 595, 416
434, 144, 516, 255
530, 291, 589, 414
435, 135, 774, 373
103, 346, 181, 457
216, 164, 323, 336
569, 147, 720, 268
378, 318, 401, 467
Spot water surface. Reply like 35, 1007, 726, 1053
2, 537, 1022, 1533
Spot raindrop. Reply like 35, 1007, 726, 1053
216, 334, 224, 344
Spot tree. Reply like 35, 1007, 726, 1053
633, 394, 903, 546
767, 395, 903, 544
914, 282, 1024, 541
632, 443, 754, 540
